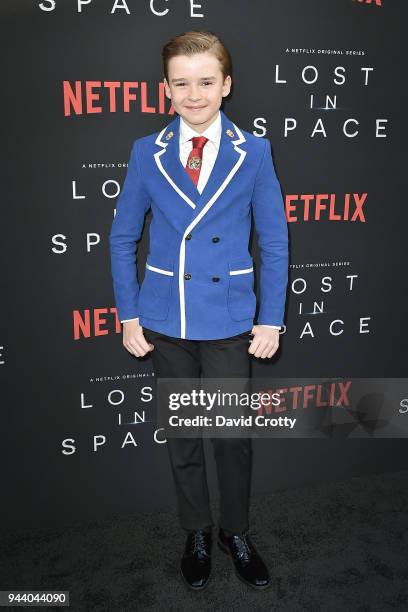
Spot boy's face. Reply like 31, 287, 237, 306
164, 51, 231, 132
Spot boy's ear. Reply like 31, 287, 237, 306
163, 77, 171, 98
222, 75, 232, 96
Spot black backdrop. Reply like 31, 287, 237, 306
2, 0, 407, 529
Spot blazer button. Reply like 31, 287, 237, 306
212, 276, 220, 282
212, 236, 220, 243
186, 233, 192, 240
184, 273, 192, 280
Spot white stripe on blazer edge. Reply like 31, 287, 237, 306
154, 126, 196, 210
145, 263, 174, 276
178, 122, 247, 339
229, 267, 253, 275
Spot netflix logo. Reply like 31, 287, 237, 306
286, 193, 367, 223
73, 308, 121, 339
63, 80, 174, 117
255, 380, 352, 415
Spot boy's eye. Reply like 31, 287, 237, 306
175, 81, 213, 87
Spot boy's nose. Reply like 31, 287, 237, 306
188, 86, 201, 100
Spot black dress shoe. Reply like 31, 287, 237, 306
217, 528, 270, 590
180, 529, 212, 590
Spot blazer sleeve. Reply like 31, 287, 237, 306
109, 140, 151, 321
251, 138, 289, 327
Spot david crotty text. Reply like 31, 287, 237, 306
168, 415, 297, 429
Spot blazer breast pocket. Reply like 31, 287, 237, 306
138, 259, 174, 320
227, 256, 256, 321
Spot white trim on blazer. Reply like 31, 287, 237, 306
229, 267, 254, 275
145, 263, 174, 276
177, 123, 247, 338
154, 127, 196, 210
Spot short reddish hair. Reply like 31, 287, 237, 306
162, 30, 232, 82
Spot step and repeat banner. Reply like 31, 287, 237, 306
2, 0, 407, 529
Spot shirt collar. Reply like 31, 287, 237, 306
179, 110, 222, 148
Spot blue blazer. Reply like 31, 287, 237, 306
109, 109, 289, 340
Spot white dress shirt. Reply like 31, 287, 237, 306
121, 110, 280, 330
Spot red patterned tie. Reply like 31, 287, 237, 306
185, 136, 208, 186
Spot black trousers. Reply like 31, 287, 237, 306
143, 327, 253, 536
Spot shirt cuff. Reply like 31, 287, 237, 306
258, 324, 287, 334
259, 325, 280, 329
121, 317, 139, 323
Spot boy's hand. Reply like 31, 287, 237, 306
248, 325, 280, 359
122, 319, 154, 357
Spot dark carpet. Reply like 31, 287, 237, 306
1, 470, 407, 611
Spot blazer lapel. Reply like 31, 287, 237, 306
154, 114, 199, 210
153, 110, 247, 216
194, 112, 245, 214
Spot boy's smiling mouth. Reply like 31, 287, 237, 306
185, 105, 207, 111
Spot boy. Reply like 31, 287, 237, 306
109, 30, 289, 591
